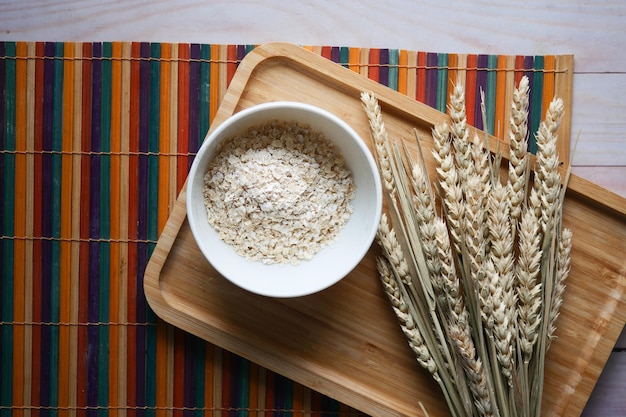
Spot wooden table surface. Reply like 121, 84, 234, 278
2, 1, 624, 415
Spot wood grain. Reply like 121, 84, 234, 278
144, 43, 626, 417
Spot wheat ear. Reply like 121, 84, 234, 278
462, 173, 489, 272
411, 162, 443, 296
432, 122, 464, 253
361, 91, 397, 196
487, 183, 517, 319
483, 260, 515, 386
547, 227, 572, 348
532, 97, 564, 234
377, 257, 438, 374
471, 133, 491, 197
449, 324, 495, 417
508, 76, 531, 224
449, 83, 473, 181
516, 206, 543, 360
434, 218, 470, 332
376, 213, 411, 285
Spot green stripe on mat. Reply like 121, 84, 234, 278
485, 54, 498, 135
436, 53, 448, 113
1, 40, 16, 417
98, 41, 113, 417
530, 55, 545, 155
147, 42, 160, 254
192, 336, 205, 417
144, 41, 162, 417
199, 44, 211, 145
388, 49, 399, 92
49, 41, 64, 417
340, 46, 350, 69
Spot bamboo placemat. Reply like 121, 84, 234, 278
0, 41, 573, 417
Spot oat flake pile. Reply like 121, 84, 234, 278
202, 120, 356, 265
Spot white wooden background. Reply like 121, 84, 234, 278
2, 1, 624, 415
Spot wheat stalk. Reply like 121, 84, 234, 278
376, 213, 411, 284
449, 324, 495, 417
377, 256, 438, 374
411, 162, 445, 296
485, 183, 517, 387
432, 122, 464, 254
449, 83, 473, 182
487, 183, 516, 300
547, 227, 572, 347
434, 217, 468, 330
532, 98, 564, 235
361, 91, 397, 197
462, 173, 489, 276
508, 76, 531, 225
377, 230, 468, 417
516, 207, 543, 361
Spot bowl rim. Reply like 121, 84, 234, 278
186, 101, 382, 298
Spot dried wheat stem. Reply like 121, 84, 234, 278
377, 257, 438, 374
545, 96, 565, 134
449, 324, 495, 417
516, 207, 543, 360
376, 213, 411, 285
411, 163, 443, 294
470, 132, 492, 248
463, 173, 488, 269
487, 184, 517, 384
490, 291, 515, 384
547, 227, 572, 348
432, 122, 464, 253
449, 83, 473, 181
361, 91, 397, 196
508, 76, 531, 224
471, 133, 491, 195
411, 162, 437, 226
483, 260, 515, 385
532, 97, 564, 234
434, 218, 470, 332
487, 183, 517, 317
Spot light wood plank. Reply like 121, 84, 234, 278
3, 1, 626, 72
572, 166, 626, 199
570, 73, 626, 167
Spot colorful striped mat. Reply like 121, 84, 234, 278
0, 42, 573, 417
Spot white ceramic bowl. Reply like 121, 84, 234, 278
186, 101, 382, 298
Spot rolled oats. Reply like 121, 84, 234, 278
202, 120, 356, 265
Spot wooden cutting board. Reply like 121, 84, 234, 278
144, 42, 626, 417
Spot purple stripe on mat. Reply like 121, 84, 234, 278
87, 41, 103, 417
273, 374, 290, 417
135, 41, 151, 417
236, 44, 246, 61
39, 40, 55, 417
231, 356, 247, 417
475, 54, 488, 131
330, 46, 340, 64
425, 52, 438, 108
379, 49, 389, 87
188, 44, 201, 167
